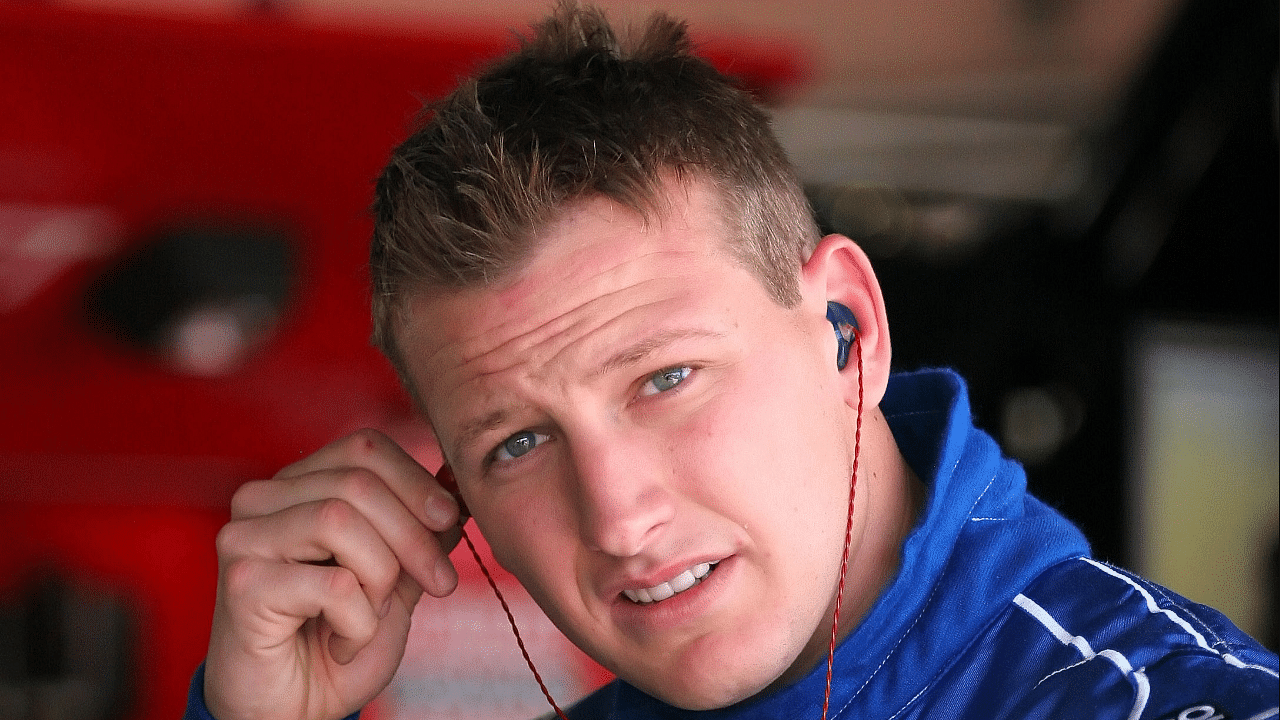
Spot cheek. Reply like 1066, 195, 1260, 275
674, 364, 843, 514
471, 491, 566, 583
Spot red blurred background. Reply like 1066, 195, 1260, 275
0, 5, 804, 717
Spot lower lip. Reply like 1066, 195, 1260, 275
612, 556, 735, 631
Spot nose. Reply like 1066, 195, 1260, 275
569, 432, 676, 558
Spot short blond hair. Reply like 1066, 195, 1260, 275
370, 2, 819, 380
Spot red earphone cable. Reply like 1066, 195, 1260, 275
822, 332, 862, 720
460, 527, 571, 720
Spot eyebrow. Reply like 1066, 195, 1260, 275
448, 327, 726, 464
596, 327, 727, 377
449, 407, 515, 468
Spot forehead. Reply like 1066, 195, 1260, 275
402, 180, 730, 341
395, 179, 753, 419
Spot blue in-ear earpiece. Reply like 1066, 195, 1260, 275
826, 301, 859, 371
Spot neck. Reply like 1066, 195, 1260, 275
770, 406, 925, 692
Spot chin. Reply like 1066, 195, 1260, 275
626, 652, 790, 711
643, 680, 769, 712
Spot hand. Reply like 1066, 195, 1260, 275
203, 429, 463, 720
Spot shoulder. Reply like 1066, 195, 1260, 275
897, 558, 1276, 720
1001, 558, 1278, 719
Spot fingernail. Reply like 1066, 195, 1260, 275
425, 494, 457, 528
379, 595, 394, 619
435, 556, 458, 594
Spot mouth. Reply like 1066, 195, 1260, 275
621, 562, 718, 605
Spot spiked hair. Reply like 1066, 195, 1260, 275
370, 2, 819, 381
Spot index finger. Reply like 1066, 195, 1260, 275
270, 429, 458, 530
231, 467, 460, 597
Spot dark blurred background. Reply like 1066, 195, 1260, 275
0, 0, 1274, 717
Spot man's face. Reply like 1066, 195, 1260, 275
400, 179, 859, 708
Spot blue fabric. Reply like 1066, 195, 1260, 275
184, 663, 215, 720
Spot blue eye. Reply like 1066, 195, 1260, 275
493, 430, 549, 462
640, 366, 691, 397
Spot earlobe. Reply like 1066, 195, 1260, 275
801, 234, 892, 408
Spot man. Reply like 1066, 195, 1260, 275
188, 4, 1278, 719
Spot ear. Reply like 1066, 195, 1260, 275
799, 234, 892, 409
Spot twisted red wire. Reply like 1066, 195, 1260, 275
460, 527, 571, 720
823, 332, 863, 720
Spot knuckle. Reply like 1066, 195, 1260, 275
221, 557, 264, 599
314, 497, 358, 531
340, 428, 387, 461
228, 479, 267, 518
336, 466, 382, 504
214, 521, 246, 558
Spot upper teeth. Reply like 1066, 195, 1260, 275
622, 562, 713, 604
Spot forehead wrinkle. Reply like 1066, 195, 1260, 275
461, 268, 690, 373
430, 239, 703, 369
438, 288, 712, 466
528, 270, 713, 388
434, 279, 682, 465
